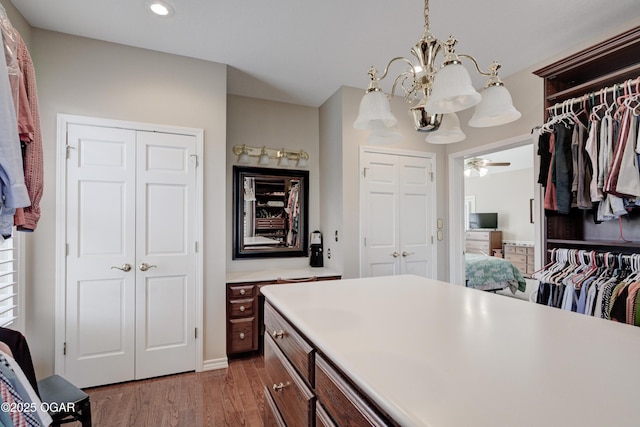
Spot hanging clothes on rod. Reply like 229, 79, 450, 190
536, 77, 640, 226
0, 4, 43, 239
533, 248, 640, 326
0, 6, 29, 239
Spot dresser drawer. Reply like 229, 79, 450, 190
316, 403, 337, 427
505, 254, 527, 264
228, 298, 255, 318
264, 303, 314, 386
316, 355, 389, 426
504, 245, 517, 254
228, 317, 256, 353
264, 386, 286, 427
465, 231, 490, 241
466, 241, 489, 251
256, 218, 286, 229
265, 335, 315, 427
228, 284, 256, 298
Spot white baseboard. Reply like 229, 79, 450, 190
203, 357, 229, 371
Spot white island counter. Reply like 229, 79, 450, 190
261, 274, 640, 427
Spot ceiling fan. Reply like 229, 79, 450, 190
464, 157, 511, 176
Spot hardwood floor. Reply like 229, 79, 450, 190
83, 355, 266, 427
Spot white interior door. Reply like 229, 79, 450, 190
361, 153, 401, 277
399, 156, 433, 277
65, 124, 137, 387
361, 149, 436, 278
64, 124, 197, 388
135, 131, 196, 380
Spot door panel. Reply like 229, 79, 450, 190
146, 183, 187, 254
143, 276, 189, 350
65, 124, 136, 388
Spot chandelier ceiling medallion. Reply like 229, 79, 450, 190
353, 0, 521, 144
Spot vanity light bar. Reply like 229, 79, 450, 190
233, 144, 309, 166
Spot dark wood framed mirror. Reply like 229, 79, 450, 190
233, 166, 309, 259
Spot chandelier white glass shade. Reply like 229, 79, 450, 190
468, 80, 521, 127
367, 123, 403, 145
425, 113, 465, 144
233, 144, 309, 167
353, 0, 520, 143
353, 87, 398, 130
425, 62, 481, 114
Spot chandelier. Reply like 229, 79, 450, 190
353, 0, 521, 144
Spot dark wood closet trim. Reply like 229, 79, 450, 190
534, 25, 640, 113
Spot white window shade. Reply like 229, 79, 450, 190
0, 235, 22, 328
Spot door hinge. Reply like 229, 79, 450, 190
195, 328, 198, 339
364, 237, 367, 247
65, 243, 69, 256
195, 241, 198, 253
190, 154, 199, 167
363, 167, 368, 178
429, 172, 434, 182
431, 236, 434, 244
63, 342, 67, 355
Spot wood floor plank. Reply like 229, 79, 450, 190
83, 355, 266, 427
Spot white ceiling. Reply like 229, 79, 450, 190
11, 0, 640, 107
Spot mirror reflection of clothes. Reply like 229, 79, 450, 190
243, 177, 255, 237
286, 183, 299, 246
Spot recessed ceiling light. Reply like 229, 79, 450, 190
148, 0, 174, 17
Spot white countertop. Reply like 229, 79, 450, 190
226, 267, 341, 283
261, 275, 640, 427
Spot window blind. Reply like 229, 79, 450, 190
0, 237, 19, 327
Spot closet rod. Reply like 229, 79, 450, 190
545, 75, 640, 112
546, 248, 640, 262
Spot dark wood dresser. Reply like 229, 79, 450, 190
226, 269, 341, 356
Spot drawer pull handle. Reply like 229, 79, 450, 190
239, 332, 245, 340
239, 305, 246, 312
272, 382, 288, 392
272, 330, 286, 339
240, 289, 246, 295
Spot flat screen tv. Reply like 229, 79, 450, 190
468, 212, 498, 230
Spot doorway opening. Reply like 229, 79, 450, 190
448, 134, 543, 286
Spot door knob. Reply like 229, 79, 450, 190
111, 264, 132, 272
139, 263, 157, 271
402, 251, 415, 257
391, 251, 400, 258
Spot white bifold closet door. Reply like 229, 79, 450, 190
64, 124, 196, 388
361, 150, 436, 279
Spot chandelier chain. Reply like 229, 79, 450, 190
423, 0, 430, 32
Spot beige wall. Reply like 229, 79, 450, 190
225, 95, 320, 273
465, 168, 536, 242
23, 28, 228, 376
319, 90, 344, 273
